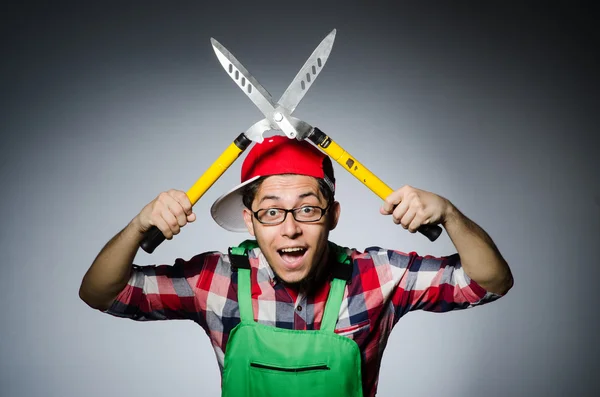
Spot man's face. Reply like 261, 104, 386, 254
243, 174, 340, 284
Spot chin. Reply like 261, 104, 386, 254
276, 270, 309, 285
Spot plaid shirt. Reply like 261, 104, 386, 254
107, 242, 501, 397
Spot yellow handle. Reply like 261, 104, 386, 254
317, 138, 393, 200
309, 129, 443, 242
186, 141, 244, 205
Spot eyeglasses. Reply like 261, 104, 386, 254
252, 204, 330, 225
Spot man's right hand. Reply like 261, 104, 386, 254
134, 189, 196, 240
80, 189, 196, 311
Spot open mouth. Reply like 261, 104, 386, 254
277, 247, 308, 266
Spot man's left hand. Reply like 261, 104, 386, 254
380, 185, 452, 232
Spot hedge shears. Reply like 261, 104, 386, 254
141, 29, 441, 253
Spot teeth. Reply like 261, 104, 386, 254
280, 247, 305, 253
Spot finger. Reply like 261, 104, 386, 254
407, 194, 428, 229
151, 215, 174, 240
168, 201, 188, 227
399, 207, 417, 230
173, 190, 194, 226
381, 186, 407, 214
164, 191, 189, 227
170, 189, 193, 215
407, 212, 427, 233
391, 196, 411, 224
161, 208, 182, 236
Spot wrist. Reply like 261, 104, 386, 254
126, 216, 148, 241
441, 200, 459, 227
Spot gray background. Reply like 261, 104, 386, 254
1, 1, 598, 396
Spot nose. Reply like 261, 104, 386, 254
280, 211, 302, 238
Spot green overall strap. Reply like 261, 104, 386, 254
320, 243, 352, 333
237, 268, 253, 322
229, 243, 256, 323
320, 278, 345, 332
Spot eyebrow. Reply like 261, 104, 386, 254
257, 192, 320, 206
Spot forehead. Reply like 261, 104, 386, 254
255, 175, 322, 201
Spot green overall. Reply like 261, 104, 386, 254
222, 241, 363, 397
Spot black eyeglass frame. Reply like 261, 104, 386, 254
251, 203, 331, 226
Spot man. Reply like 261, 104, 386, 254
79, 135, 513, 397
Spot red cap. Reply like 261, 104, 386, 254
211, 135, 335, 232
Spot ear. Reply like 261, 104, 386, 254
328, 201, 341, 231
243, 208, 255, 236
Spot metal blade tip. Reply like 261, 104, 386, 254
210, 38, 228, 56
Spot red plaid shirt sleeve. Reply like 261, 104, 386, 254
384, 249, 502, 321
106, 252, 219, 325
